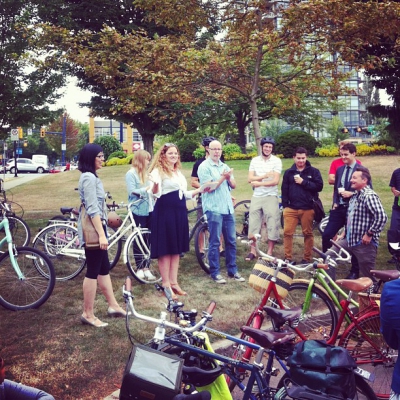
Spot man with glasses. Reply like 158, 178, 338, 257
198, 140, 245, 284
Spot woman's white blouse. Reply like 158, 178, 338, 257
149, 168, 194, 200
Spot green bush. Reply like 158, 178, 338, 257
176, 139, 198, 162
275, 130, 318, 158
93, 136, 123, 160
108, 150, 126, 159
193, 147, 206, 160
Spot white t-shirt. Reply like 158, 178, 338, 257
149, 168, 194, 200
249, 154, 282, 197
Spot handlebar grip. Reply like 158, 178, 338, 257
316, 263, 329, 270
206, 301, 217, 315
312, 247, 327, 261
125, 276, 132, 292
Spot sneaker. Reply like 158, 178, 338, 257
136, 269, 145, 279
228, 273, 245, 282
143, 269, 156, 281
212, 274, 227, 284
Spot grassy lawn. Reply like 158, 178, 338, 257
0, 154, 398, 399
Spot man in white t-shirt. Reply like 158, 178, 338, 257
246, 137, 282, 260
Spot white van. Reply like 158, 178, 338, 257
32, 155, 49, 167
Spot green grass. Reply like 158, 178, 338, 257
0, 155, 397, 399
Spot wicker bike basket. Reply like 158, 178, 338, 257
249, 258, 295, 299
357, 292, 381, 311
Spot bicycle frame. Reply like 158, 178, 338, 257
123, 278, 290, 400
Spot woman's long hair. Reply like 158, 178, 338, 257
132, 150, 151, 184
78, 143, 103, 176
149, 143, 181, 178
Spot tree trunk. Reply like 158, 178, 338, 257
234, 109, 249, 153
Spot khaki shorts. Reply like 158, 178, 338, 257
248, 196, 280, 241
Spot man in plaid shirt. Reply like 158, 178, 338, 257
327, 165, 387, 281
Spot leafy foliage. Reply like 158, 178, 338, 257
108, 151, 126, 159
93, 136, 123, 160
176, 138, 198, 162
276, 130, 319, 158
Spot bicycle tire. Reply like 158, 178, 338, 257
0, 215, 31, 248
233, 200, 251, 238
125, 229, 161, 284
0, 246, 55, 310
194, 222, 210, 274
339, 311, 395, 399
276, 372, 377, 400
285, 282, 338, 341
107, 225, 122, 270
32, 223, 86, 281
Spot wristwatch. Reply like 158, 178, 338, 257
366, 231, 373, 237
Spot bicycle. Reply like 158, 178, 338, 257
32, 199, 161, 283
239, 236, 392, 399
0, 202, 55, 311
122, 277, 376, 400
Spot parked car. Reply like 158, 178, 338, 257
1, 158, 49, 174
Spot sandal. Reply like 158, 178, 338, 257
245, 253, 256, 261
171, 284, 187, 296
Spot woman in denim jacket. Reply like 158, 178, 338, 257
125, 150, 155, 280
78, 144, 126, 328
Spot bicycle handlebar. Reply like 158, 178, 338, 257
123, 277, 216, 336
313, 240, 351, 266
244, 234, 329, 272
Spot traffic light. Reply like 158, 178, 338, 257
18, 127, 23, 139
40, 128, 45, 138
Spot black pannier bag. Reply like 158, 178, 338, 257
287, 340, 357, 400
120, 344, 183, 400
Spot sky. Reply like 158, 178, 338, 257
56, 77, 393, 124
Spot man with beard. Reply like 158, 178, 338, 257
246, 137, 282, 260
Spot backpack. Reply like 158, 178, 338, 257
287, 340, 357, 400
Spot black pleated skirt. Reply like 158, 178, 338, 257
150, 190, 189, 258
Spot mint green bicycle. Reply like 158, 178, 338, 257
0, 203, 55, 310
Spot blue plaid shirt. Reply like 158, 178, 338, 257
198, 158, 234, 214
346, 186, 387, 247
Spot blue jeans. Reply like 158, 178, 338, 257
0, 380, 55, 400
206, 211, 238, 279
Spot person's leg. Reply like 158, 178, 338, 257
158, 254, 172, 287
3, 379, 55, 400
300, 209, 314, 261
322, 207, 346, 252
205, 211, 223, 279
247, 196, 263, 258
222, 213, 239, 276
390, 207, 400, 231
351, 244, 378, 283
263, 196, 280, 256
82, 277, 98, 321
283, 207, 299, 261
97, 274, 125, 313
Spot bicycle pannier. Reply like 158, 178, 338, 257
287, 340, 357, 400
120, 344, 183, 400
80, 203, 100, 250
248, 258, 294, 298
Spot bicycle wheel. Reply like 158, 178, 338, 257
276, 372, 377, 400
284, 282, 338, 341
107, 225, 122, 270
234, 200, 251, 238
32, 224, 86, 281
125, 229, 161, 284
46, 216, 68, 226
0, 215, 31, 248
339, 311, 395, 399
0, 247, 55, 310
194, 222, 210, 274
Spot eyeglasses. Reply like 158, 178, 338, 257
209, 148, 222, 151
96, 154, 105, 159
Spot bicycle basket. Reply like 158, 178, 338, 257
248, 258, 294, 298
357, 292, 381, 311
120, 345, 183, 400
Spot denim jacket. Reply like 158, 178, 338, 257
125, 168, 154, 216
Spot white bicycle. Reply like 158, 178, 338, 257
32, 200, 160, 283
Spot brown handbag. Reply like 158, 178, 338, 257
80, 203, 100, 250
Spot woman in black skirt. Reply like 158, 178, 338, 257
149, 143, 203, 299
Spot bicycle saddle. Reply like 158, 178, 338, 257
263, 305, 302, 327
240, 326, 295, 349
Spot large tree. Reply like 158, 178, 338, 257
0, 0, 65, 138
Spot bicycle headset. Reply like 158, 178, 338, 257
201, 137, 217, 147
260, 136, 275, 148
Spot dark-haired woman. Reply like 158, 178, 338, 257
78, 144, 126, 328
